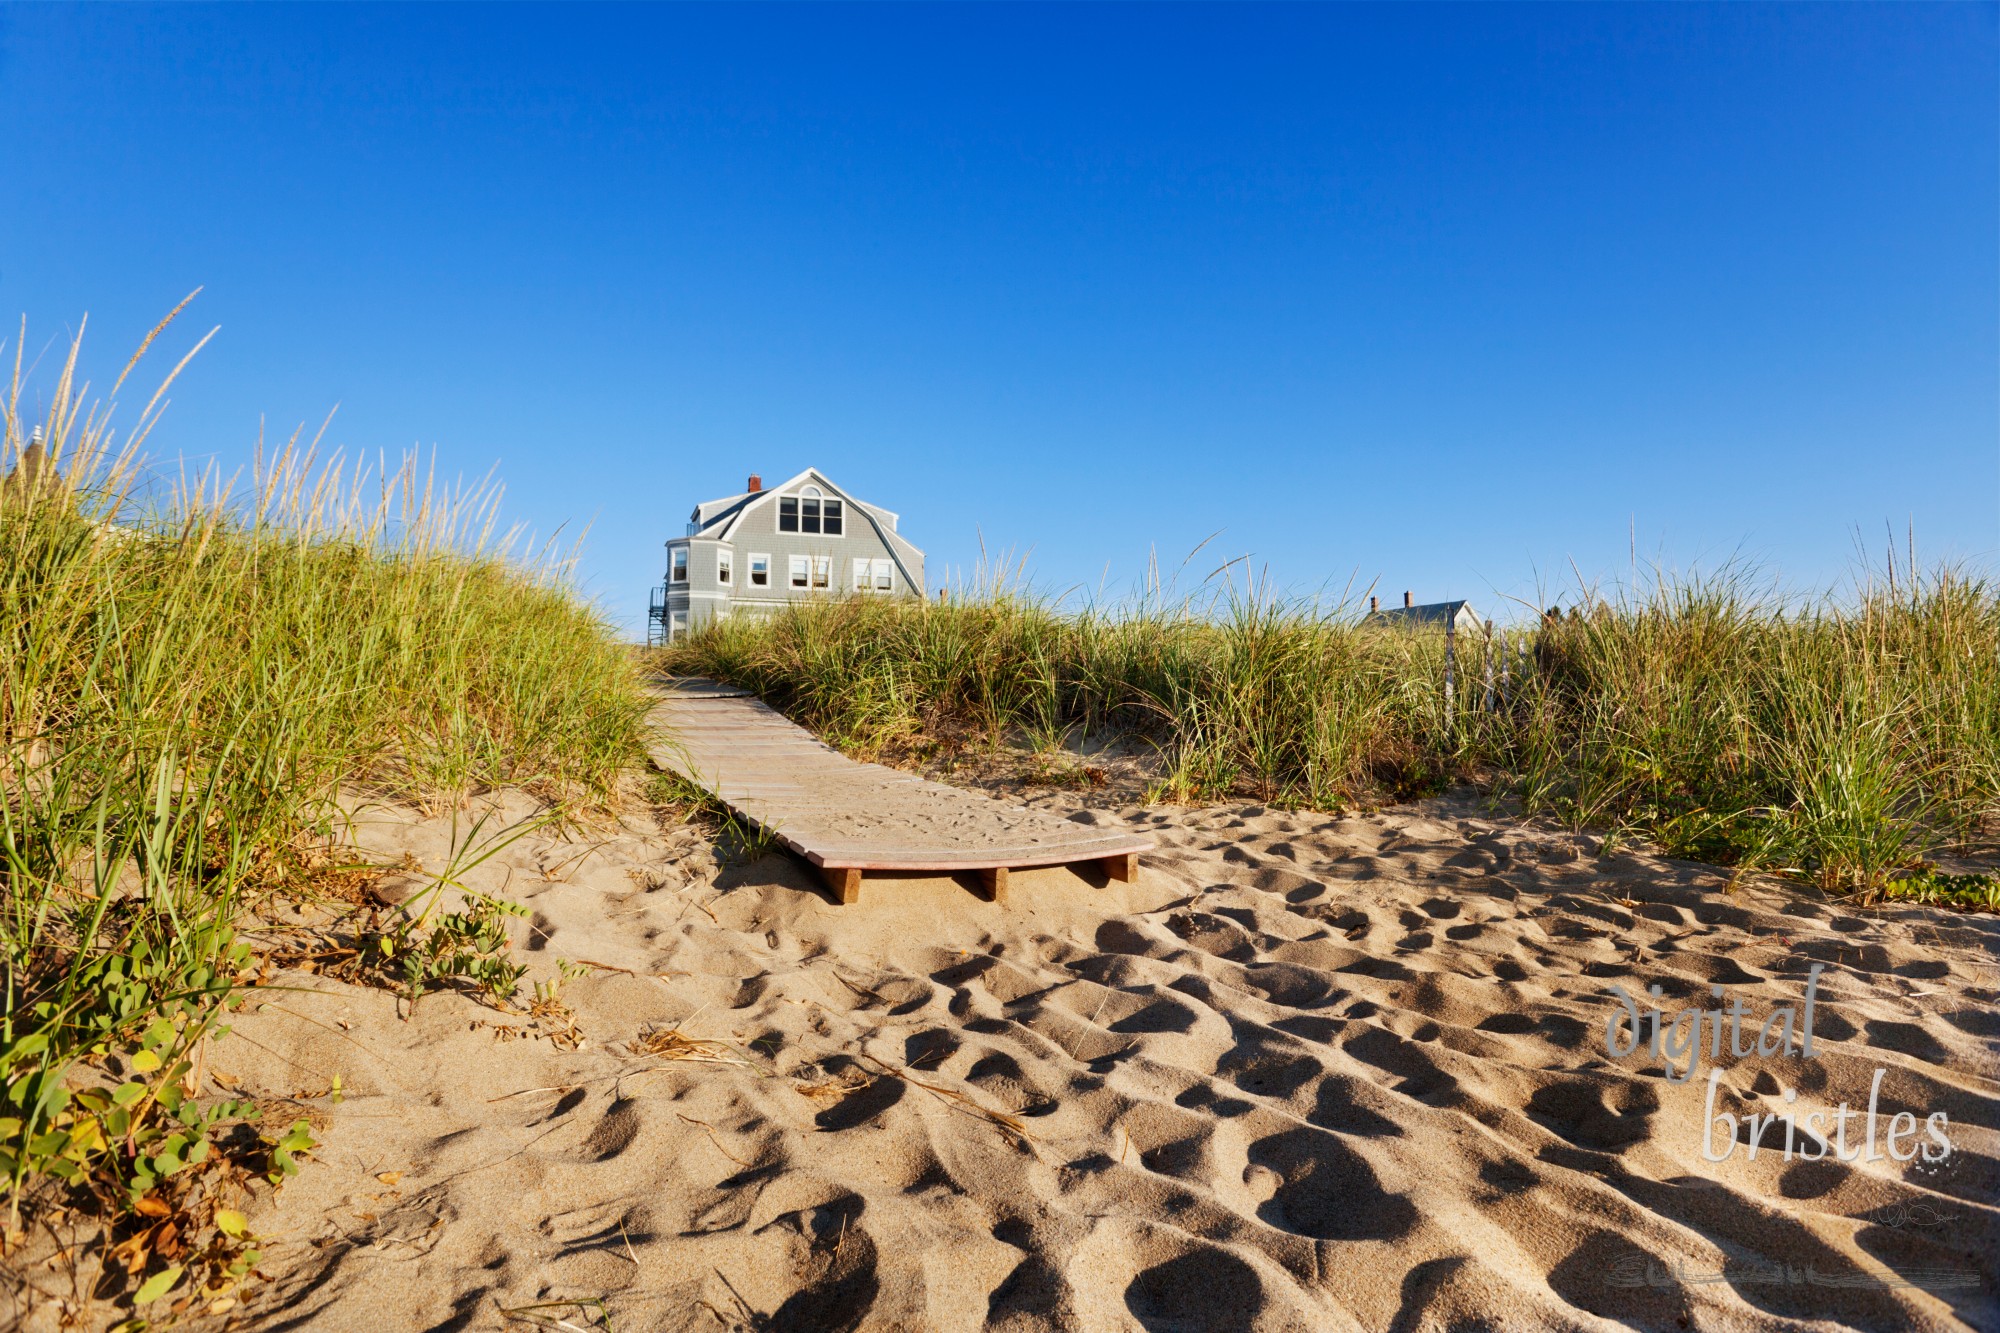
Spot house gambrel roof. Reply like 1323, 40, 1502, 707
688, 491, 757, 534
1367, 599, 1483, 630
689, 468, 924, 593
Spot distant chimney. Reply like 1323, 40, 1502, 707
1369, 595, 1378, 613
4, 427, 48, 501
747, 473, 763, 493
1404, 590, 1413, 608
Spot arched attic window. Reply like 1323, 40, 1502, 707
778, 483, 844, 535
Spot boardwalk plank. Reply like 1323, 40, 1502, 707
646, 681, 1150, 904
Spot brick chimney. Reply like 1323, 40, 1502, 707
747, 473, 763, 493
1369, 595, 1378, 613
1404, 590, 1413, 608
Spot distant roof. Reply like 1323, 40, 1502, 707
1367, 599, 1481, 629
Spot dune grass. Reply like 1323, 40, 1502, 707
658, 566, 1999, 902
0, 313, 646, 1286
657, 587, 1469, 807
1514, 569, 1998, 892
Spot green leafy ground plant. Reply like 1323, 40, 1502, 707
1881, 870, 2000, 913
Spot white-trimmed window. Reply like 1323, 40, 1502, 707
812, 556, 831, 589
872, 559, 894, 592
852, 557, 870, 592
669, 610, 687, 638
778, 486, 843, 536
749, 553, 770, 587
789, 555, 809, 589
716, 550, 732, 585
669, 547, 688, 583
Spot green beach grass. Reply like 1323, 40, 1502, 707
0, 312, 646, 1295
658, 566, 1999, 903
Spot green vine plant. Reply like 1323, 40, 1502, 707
356, 807, 556, 1010
1880, 868, 2000, 913
532, 958, 590, 1009
375, 896, 529, 1006
4, 1013, 317, 1323
1, 1019, 312, 1212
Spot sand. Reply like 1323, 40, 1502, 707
171, 778, 2000, 1332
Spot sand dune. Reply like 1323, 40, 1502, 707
213, 785, 1998, 1331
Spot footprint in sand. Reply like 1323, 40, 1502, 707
1247, 1126, 1419, 1241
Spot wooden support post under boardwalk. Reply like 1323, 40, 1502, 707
1102, 852, 1139, 882
822, 866, 862, 905
979, 866, 1008, 904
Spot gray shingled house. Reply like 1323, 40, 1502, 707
1366, 592, 1484, 633
649, 469, 925, 643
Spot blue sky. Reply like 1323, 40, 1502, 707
2, 4, 1993, 631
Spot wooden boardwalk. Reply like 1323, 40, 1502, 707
646, 679, 1151, 905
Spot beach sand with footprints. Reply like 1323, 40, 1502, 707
212, 783, 1998, 1332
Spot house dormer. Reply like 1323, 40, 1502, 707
648, 468, 926, 644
